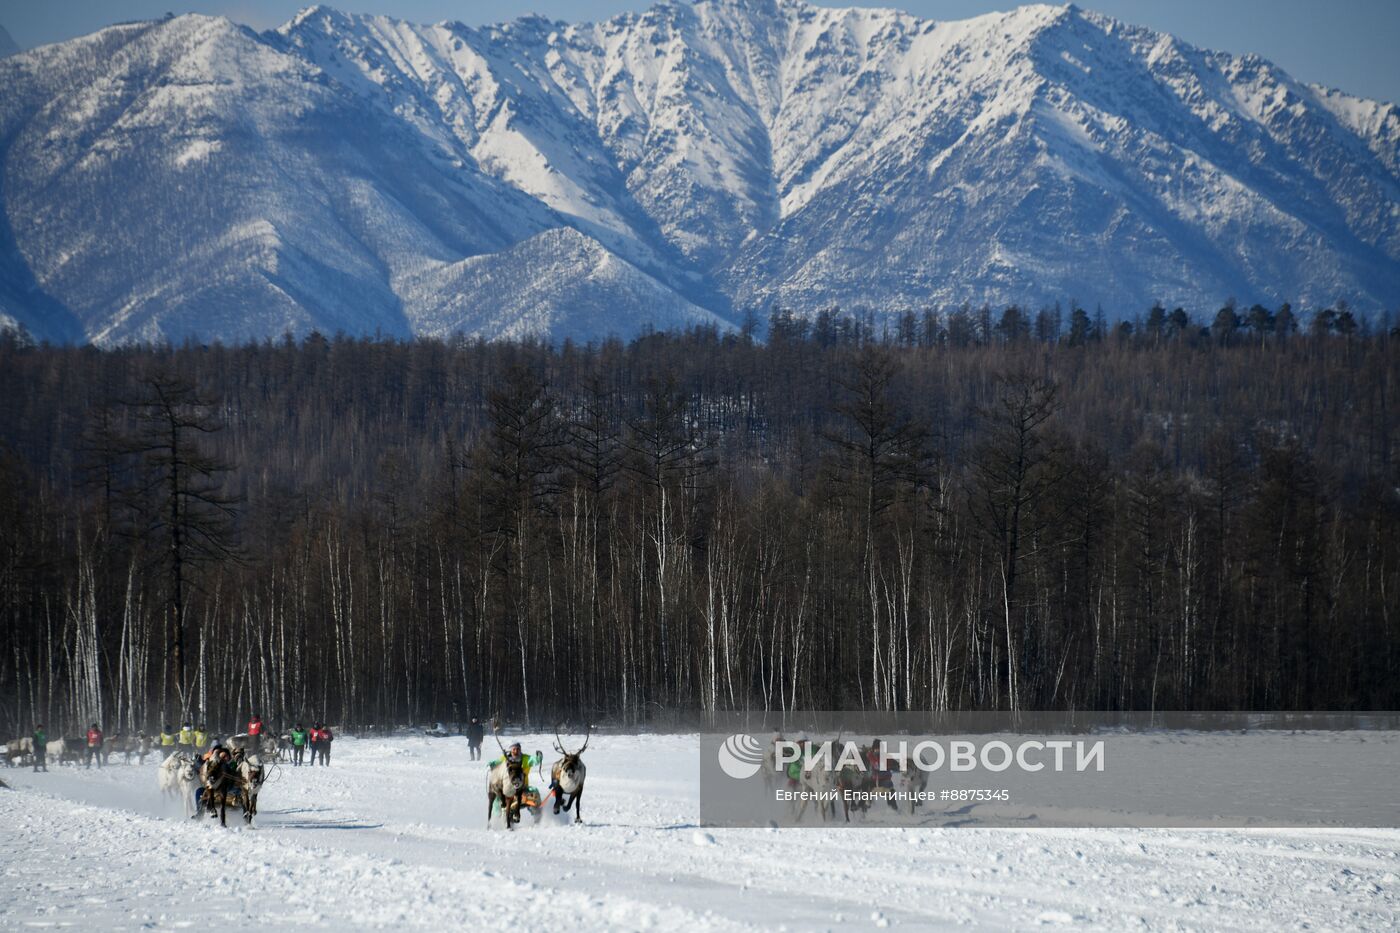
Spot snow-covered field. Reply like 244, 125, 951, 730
2, 734, 1397, 930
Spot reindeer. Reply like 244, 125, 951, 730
257, 733, 281, 761
4, 737, 33, 767
834, 737, 872, 824
238, 755, 266, 821
836, 740, 899, 821
132, 732, 153, 765
549, 726, 589, 823
795, 736, 841, 823
762, 734, 783, 792
104, 733, 130, 765
486, 731, 528, 830
897, 761, 928, 815
202, 750, 257, 827
158, 752, 200, 817
52, 737, 84, 766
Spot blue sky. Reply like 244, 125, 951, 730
4, 0, 1398, 103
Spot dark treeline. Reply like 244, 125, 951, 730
1, 305, 1396, 734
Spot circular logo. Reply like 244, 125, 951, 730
717, 733, 764, 779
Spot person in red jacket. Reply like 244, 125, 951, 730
319, 724, 334, 766
85, 723, 104, 769
308, 724, 323, 765
247, 714, 263, 738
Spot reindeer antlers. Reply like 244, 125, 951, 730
553, 722, 591, 756
493, 723, 507, 755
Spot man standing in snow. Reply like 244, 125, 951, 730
290, 723, 308, 766
32, 724, 47, 772
247, 714, 263, 738
467, 718, 484, 761
319, 724, 334, 766
85, 722, 104, 769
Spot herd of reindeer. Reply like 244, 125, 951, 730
4, 732, 161, 767
6, 725, 590, 832
763, 736, 931, 823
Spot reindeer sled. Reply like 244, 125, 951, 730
486, 731, 543, 830
199, 752, 267, 827
493, 785, 547, 827
486, 725, 590, 829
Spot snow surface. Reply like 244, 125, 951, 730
2, 733, 1399, 930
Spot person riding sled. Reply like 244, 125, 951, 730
489, 742, 540, 780
198, 740, 240, 816
489, 742, 545, 813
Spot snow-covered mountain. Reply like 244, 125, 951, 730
1, 1, 1396, 344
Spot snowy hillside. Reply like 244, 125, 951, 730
3, 734, 1398, 929
0, 1, 1397, 344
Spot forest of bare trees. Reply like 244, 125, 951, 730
1, 304, 1396, 734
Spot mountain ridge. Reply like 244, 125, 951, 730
0, 0, 1396, 344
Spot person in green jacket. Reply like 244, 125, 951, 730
488, 743, 545, 817
290, 723, 308, 766
785, 737, 811, 789
32, 724, 47, 772
193, 725, 208, 748
489, 743, 543, 788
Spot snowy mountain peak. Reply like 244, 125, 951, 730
0, 0, 1396, 345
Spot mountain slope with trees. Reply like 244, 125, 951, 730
0, 0, 1397, 344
